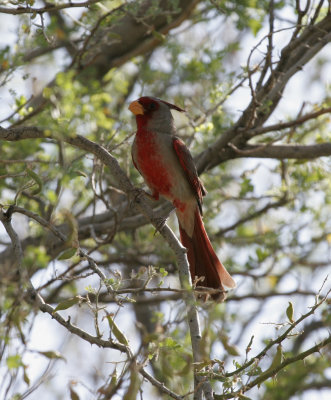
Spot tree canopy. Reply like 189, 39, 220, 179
0, 1, 330, 399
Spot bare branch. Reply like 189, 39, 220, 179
0, 0, 102, 15
224, 288, 331, 379
8, 205, 67, 242
233, 143, 331, 160
197, 14, 331, 172
0, 207, 23, 271
244, 106, 331, 138
0, 124, 211, 398
216, 196, 289, 237
216, 335, 331, 399
26, 0, 200, 112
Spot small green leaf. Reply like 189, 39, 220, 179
98, 369, 118, 396
220, 333, 240, 356
256, 247, 269, 262
264, 344, 283, 375
160, 337, 180, 349
26, 167, 43, 195
105, 314, 129, 346
62, 210, 79, 248
73, 170, 87, 178
6, 354, 23, 369
193, 360, 211, 371
247, 365, 262, 376
23, 365, 30, 385
54, 296, 80, 312
152, 31, 166, 41
38, 350, 65, 361
240, 177, 254, 196
123, 370, 140, 400
248, 17, 262, 36
110, 369, 117, 387
246, 335, 254, 354
286, 301, 294, 323
57, 247, 77, 260
238, 394, 253, 400
69, 386, 80, 400
177, 354, 192, 376
43, 87, 53, 99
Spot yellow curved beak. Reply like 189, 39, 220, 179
128, 100, 144, 115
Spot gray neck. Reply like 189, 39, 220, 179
146, 103, 177, 135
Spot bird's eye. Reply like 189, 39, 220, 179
149, 102, 156, 110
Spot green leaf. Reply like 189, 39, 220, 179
105, 314, 129, 346
62, 210, 79, 248
123, 370, 140, 400
264, 344, 283, 375
246, 335, 254, 354
240, 177, 254, 196
23, 365, 30, 385
98, 369, 118, 396
159, 267, 168, 277
54, 296, 81, 312
69, 387, 80, 400
247, 365, 262, 376
38, 350, 66, 361
57, 247, 77, 260
26, 167, 43, 195
238, 395, 253, 400
73, 170, 87, 178
220, 333, 240, 356
193, 360, 211, 371
6, 354, 23, 369
45, 189, 57, 204
286, 302, 294, 323
248, 17, 262, 36
256, 247, 269, 262
152, 31, 166, 41
177, 354, 192, 376
110, 369, 117, 387
23, 245, 50, 269
160, 337, 181, 349
43, 87, 53, 99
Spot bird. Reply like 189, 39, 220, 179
129, 96, 236, 300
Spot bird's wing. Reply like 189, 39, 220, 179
172, 137, 206, 214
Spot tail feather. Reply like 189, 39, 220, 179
178, 208, 236, 298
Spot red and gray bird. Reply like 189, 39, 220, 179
129, 96, 236, 299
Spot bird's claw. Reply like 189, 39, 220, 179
153, 216, 167, 235
129, 188, 151, 207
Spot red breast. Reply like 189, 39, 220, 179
133, 129, 173, 197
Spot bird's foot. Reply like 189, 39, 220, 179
153, 216, 167, 236
129, 188, 153, 207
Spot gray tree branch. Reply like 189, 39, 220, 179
0, 125, 209, 399
197, 14, 331, 173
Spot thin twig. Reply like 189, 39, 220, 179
0, 0, 102, 15
224, 287, 331, 378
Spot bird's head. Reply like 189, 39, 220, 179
129, 96, 185, 133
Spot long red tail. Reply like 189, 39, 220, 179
178, 208, 236, 299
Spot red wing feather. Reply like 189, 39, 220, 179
172, 137, 206, 214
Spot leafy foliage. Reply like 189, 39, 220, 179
0, 1, 330, 400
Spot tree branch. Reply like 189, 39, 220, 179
215, 335, 331, 399
197, 14, 331, 173
0, 0, 102, 15
23, 0, 200, 112
201, 141, 331, 166
244, 106, 331, 138
0, 124, 210, 399
230, 143, 331, 160
216, 196, 289, 237
223, 288, 330, 379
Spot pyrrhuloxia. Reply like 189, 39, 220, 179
129, 96, 236, 299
